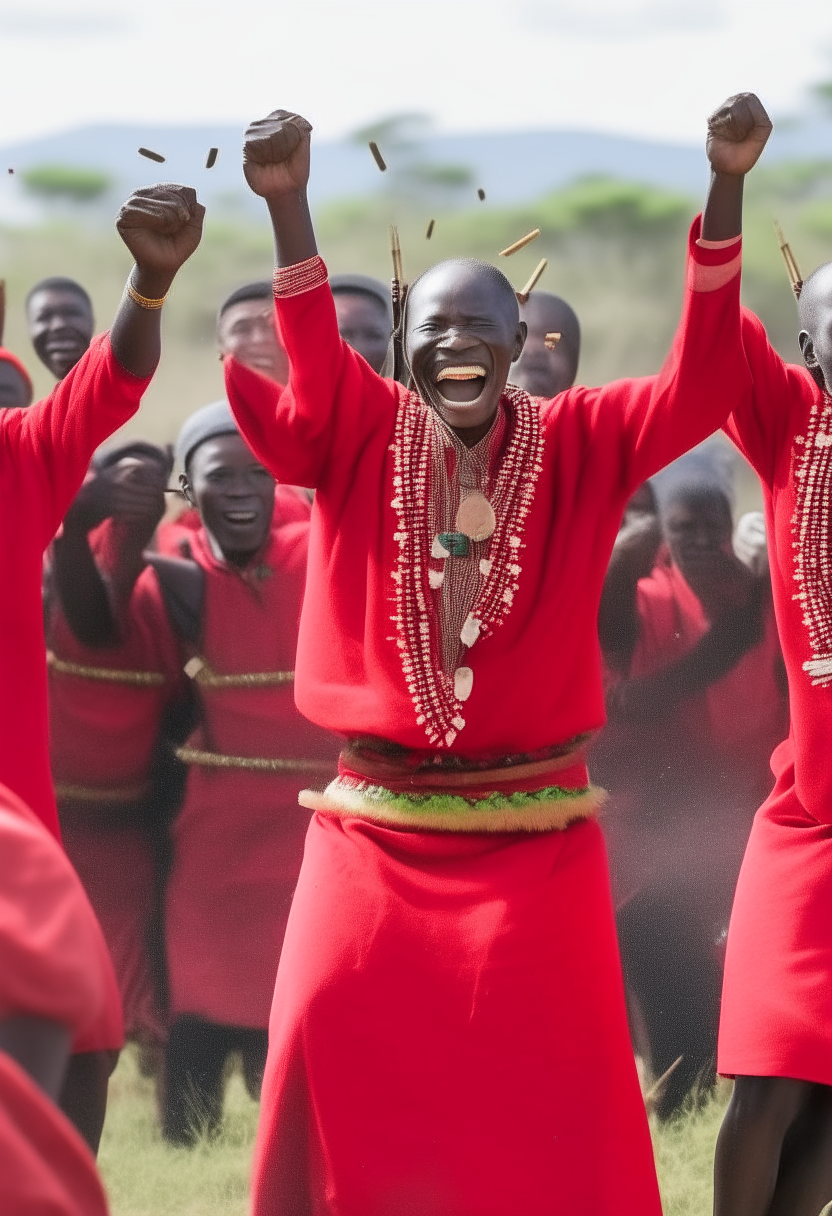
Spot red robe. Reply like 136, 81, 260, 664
47, 538, 181, 1042
0, 335, 150, 839
224, 220, 748, 1215
165, 524, 339, 1029
0, 782, 111, 1215
718, 312, 832, 1084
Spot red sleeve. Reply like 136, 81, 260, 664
545, 216, 749, 493
1, 334, 151, 547
723, 309, 816, 484
225, 278, 399, 489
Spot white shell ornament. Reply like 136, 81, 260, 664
454, 666, 474, 701
460, 614, 481, 648
455, 492, 496, 543
432, 534, 451, 559
429, 568, 445, 589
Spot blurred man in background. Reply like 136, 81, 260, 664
26, 277, 95, 381
512, 290, 581, 397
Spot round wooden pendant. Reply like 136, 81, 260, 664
455, 492, 496, 543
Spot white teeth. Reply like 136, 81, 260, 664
435, 364, 487, 382
226, 512, 256, 523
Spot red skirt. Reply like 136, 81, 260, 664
252, 813, 661, 1216
719, 743, 832, 1083
166, 766, 312, 1028
62, 822, 162, 1043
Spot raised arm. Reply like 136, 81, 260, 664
574, 94, 771, 494
225, 111, 398, 488
7, 184, 203, 542
51, 449, 169, 648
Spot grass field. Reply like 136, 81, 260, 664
98, 1048, 731, 1216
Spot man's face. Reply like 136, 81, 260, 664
512, 296, 578, 399
27, 288, 94, 380
217, 299, 289, 384
184, 433, 275, 564
0, 359, 31, 408
405, 263, 526, 437
663, 497, 733, 580
333, 291, 391, 374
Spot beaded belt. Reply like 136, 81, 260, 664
47, 651, 166, 687
55, 780, 151, 803
299, 738, 605, 833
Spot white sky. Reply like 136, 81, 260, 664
0, 0, 830, 146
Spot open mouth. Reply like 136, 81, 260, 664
223, 510, 258, 525
434, 364, 487, 403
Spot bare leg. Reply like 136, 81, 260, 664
714, 1075, 813, 1216
769, 1083, 832, 1216
59, 1049, 120, 1154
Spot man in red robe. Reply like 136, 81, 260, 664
219, 93, 770, 1215
595, 479, 787, 1117
46, 442, 183, 1062
26, 277, 95, 382
711, 267, 832, 1213
0, 181, 205, 1149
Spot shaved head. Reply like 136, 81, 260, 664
403, 259, 526, 443
797, 261, 832, 391
513, 291, 581, 398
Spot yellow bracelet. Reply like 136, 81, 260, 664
126, 277, 167, 310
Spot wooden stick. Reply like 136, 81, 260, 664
773, 219, 803, 299
544, 332, 561, 350
138, 147, 166, 164
499, 228, 541, 258
369, 141, 387, 172
643, 1056, 684, 1109
390, 224, 403, 285
477, 188, 486, 201
426, 219, 435, 240
0, 280, 5, 346
205, 147, 219, 169
516, 259, 548, 304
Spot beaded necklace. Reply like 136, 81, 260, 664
792, 388, 832, 686
390, 384, 544, 747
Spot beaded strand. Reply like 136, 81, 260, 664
390, 385, 544, 746
791, 390, 832, 685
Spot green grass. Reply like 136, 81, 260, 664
99, 1048, 730, 1215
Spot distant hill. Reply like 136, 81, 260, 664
2, 115, 831, 225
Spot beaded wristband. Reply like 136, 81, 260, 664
126, 277, 167, 310
272, 255, 328, 299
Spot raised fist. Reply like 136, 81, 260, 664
706, 93, 772, 177
243, 110, 313, 199
116, 184, 205, 287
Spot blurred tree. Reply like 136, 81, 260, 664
21, 164, 112, 204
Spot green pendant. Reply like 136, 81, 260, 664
438, 532, 470, 557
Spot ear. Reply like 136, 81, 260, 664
513, 321, 528, 363
799, 330, 827, 390
179, 471, 195, 507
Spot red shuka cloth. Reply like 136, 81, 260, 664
717, 312, 832, 1083
165, 525, 339, 1029
223, 223, 747, 1212
0, 335, 150, 839
0, 1052, 109, 1216
46, 546, 181, 1042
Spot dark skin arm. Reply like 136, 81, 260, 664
0, 1015, 71, 1100
700, 93, 772, 241
598, 512, 662, 673
613, 573, 766, 723
243, 112, 317, 267
147, 555, 204, 646
52, 457, 169, 648
109, 184, 205, 378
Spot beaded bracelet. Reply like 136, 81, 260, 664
126, 276, 167, 310
272, 255, 328, 299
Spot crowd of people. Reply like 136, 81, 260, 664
1, 89, 831, 1216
